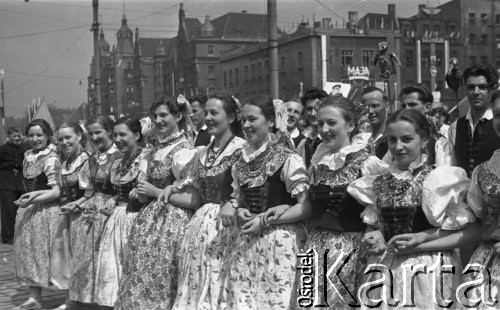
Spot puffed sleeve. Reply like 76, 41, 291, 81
230, 164, 241, 200
434, 136, 457, 167
174, 148, 202, 190
172, 147, 196, 181
44, 156, 61, 187
347, 175, 381, 227
360, 155, 390, 176
466, 166, 483, 219
280, 153, 309, 198
78, 159, 94, 197
422, 166, 476, 230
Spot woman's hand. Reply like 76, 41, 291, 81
387, 232, 427, 254
136, 181, 160, 198
129, 188, 139, 200
363, 230, 386, 255
241, 215, 263, 235
101, 198, 116, 216
218, 201, 237, 228
60, 203, 81, 215
495, 242, 500, 255
15, 192, 38, 208
262, 204, 290, 226
236, 208, 253, 225
158, 185, 176, 205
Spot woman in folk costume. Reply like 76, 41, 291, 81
49, 122, 92, 310
300, 96, 389, 309
172, 95, 245, 310
220, 95, 309, 309
94, 117, 150, 307
347, 109, 477, 309
459, 90, 500, 309
115, 97, 199, 310
68, 116, 121, 305
13, 119, 61, 310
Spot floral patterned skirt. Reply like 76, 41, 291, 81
459, 241, 500, 309
173, 203, 237, 310
114, 200, 193, 310
222, 223, 307, 310
94, 204, 137, 307
14, 201, 60, 288
297, 229, 365, 309
68, 193, 111, 303
49, 213, 72, 290
359, 250, 461, 310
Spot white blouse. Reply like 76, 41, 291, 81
348, 159, 475, 230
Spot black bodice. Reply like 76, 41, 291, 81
24, 172, 50, 192
380, 204, 433, 240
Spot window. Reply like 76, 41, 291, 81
257, 62, 262, 80
406, 50, 414, 67
436, 50, 443, 67
298, 52, 303, 68
208, 45, 214, 57
244, 65, 249, 81
446, 24, 457, 34
362, 50, 374, 66
329, 48, 334, 66
251, 64, 255, 80
450, 50, 458, 59
280, 56, 285, 68
433, 24, 440, 35
422, 51, 429, 67
469, 34, 476, 45
208, 66, 215, 78
341, 49, 353, 66
223, 71, 227, 87
481, 13, 488, 25
481, 55, 488, 64
496, 14, 500, 24
470, 55, 477, 65
423, 24, 430, 33
235, 68, 239, 85
496, 55, 500, 67
469, 13, 476, 25
228, 70, 233, 87
481, 34, 488, 45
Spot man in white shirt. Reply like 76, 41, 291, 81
284, 98, 305, 149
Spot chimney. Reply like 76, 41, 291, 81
388, 4, 396, 15
418, 4, 426, 13
322, 18, 331, 28
348, 11, 358, 29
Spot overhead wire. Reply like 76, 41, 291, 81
5, 29, 88, 94
0, 25, 87, 40
5, 70, 83, 81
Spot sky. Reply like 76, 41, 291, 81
0, 0, 449, 117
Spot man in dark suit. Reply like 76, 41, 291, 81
353, 86, 388, 159
190, 96, 211, 147
451, 63, 500, 176
0, 127, 27, 244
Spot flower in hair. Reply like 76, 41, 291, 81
231, 95, 242, 121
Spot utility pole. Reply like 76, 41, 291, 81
92, 0, 102, 115
268, 0, 279, 99
0, 70, 7, 144
492, 0, 496, 67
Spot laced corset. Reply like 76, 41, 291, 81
111, 153, 142, 207
308, 149, 369, 232
235, 143, 296, 214
89, 151, 121, 195
23, 151, 59, 192
60, 153, 87, 204
477, 163, 500, 227
373, 165, 434, 240
147, 141, 192, 189
198, 150, 241, 204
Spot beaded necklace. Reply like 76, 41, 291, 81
205, 135, 235, 168
117, 147, 142, 176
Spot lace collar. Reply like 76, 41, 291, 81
310, 143, 364, 169
62, 151, 88, 175
241, 135, 274, 163
25, 144, 56, 161
486, 149, 500, 178
95, 143, 117, 163
388, 154, 428, 180
157, 131, 184, 146
199, 136, 245, 167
